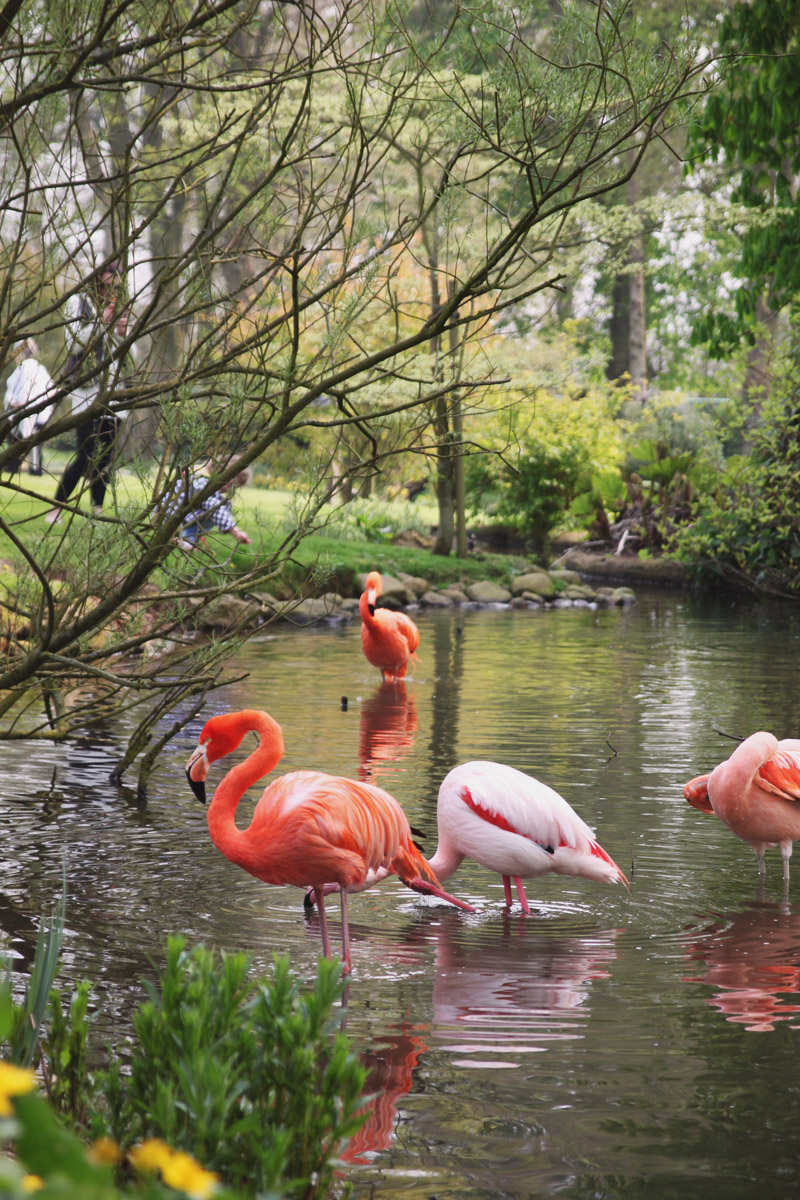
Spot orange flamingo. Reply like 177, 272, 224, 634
684, 731, 800, 881
359, 571, 420, 683
185, 708, 473, 971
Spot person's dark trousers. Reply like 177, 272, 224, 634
53, 414, 119, 509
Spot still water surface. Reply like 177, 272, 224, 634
3, 591, 800, 1198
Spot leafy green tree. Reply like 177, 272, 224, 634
688, 0, 800, 386
0, 0, 709, 775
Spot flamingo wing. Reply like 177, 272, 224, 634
756, 749, 800, 802
453, 761, 596, 853
394, 611, 420, 654
250, 772, 405, 884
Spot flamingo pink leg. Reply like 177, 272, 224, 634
340, 890, 352, 974
513, 876, 531, 914
502, 875, 513, 907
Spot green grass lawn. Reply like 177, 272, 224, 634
0, 455, 521, 597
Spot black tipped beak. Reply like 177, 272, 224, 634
368, 603, 376, 616
186, 767, 206, 804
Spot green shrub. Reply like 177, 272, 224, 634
100, 939, 365, 1198
3, 932, 366, 1199
671, 337, 800, 591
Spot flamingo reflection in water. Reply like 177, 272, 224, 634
357, 681, 417, 785
341, 1021, 428, 1165
682, 898, 800, 1033
429, 911, 620, 1063
336, 912, 620, 1165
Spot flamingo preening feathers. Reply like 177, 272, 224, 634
359, 571, 420, 683
427, 761, 628, 910
185, 708, 473, 971
684, 731, 800, 881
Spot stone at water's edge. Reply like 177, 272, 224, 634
355, 572, 416, 604
510, 572, 556, 599
419, 590, 453, 607
398, 573, 430, 597
465, 580, 512, 603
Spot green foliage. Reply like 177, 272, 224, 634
5, 884, 66, 1068
687, 0, 800, 347
569, 470, 628, 539
325, 497, 432, 544
2, 928, 366, 1199
672, 328, 800, 590
464, 382, 625, 551
42, 981, 92, 1125
98, 938, 365, 1199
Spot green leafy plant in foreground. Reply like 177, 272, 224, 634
100, 938, 365, 1198
3, 931, 366, 1199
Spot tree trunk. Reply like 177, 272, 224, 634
606, 164, 647, 406
627, 173, 647, 405
743, 291, 774, 418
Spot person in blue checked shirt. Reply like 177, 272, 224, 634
170, 458, 252, 551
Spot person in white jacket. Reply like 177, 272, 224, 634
3, 339, 56, 475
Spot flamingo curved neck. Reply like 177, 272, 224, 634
207, 711, 283, 860
427, 841, 464, 883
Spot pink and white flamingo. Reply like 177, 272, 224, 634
427, 761, 628, 911
684, 731, 800, 881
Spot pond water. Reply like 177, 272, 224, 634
3, 590, 800, 1198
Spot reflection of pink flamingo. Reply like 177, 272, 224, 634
429, 912, 620, 1062
428, 761, 628, 913
360, 571, 420, 683
684, 732, 800, 881
358, 681, 417, 784
342, 1023, 428, 1164
185, 709, 472, 972
683, 902, 800, 1032
340, 916, 619, 1164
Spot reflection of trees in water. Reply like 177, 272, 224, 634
683, 895, 800, 1032
424, 616, 465, 804
0, 892, 38, 973
357, 681, 417, 785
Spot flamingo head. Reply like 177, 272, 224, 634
683, 773, 714, 814
185, 710, 274, 804
364, 570, 382, 616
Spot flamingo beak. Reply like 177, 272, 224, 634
367, 586, 377, 616
186, 743, 209, 804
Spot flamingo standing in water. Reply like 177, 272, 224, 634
185, 708, 473, 971
684, 731, 800, 882
310, 759, 627, 912
426, 761, 628, 911
359, 571, 419, 683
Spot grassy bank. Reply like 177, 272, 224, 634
0, 463, 525, 599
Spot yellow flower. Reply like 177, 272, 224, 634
0, 1062, 37, 1117
129, 1139, 219, 1199
159, 1150, 219, 1199
21, 1177, 43, 1194
129, 1138, 173, 1173
89, 1136, 122, 1165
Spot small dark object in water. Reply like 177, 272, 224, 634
341, 695, 348, 711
